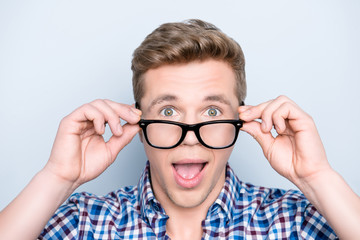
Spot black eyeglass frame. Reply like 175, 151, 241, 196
138, 119, 243, 149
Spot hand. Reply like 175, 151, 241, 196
238, 95, 332, 186
44, 99, 141, 190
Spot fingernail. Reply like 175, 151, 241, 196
131, 107, 142, 116
239, 105, 251, 113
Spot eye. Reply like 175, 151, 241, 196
205, 108, 220, 117
160, 107, 178, 117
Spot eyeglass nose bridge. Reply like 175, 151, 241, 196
177, 123, 208, 147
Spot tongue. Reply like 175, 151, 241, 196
174, 163, 204, 179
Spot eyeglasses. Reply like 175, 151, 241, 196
138, 119, 243, 149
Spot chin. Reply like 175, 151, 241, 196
166, 180, 217, 209
169, 191, 209, 209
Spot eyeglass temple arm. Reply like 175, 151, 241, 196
135, 102, 140, 109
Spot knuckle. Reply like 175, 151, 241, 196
91, 99, 105, 106
60, 115, 71, 126
306, 113, 314, 122
280, 101, 293, 109
261, 108, 272, 121
276, 95, 289, 102
303, 114, 316, 127
80, 104, 96, 115
81, 103, 93, 111
103, 99, 113, 105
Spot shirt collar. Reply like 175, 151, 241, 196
206, 164, 239, 223
138, 161, 165, 218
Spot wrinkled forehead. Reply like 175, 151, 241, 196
138, 60, 239, 114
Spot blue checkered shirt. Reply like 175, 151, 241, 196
39, 162, 337, 239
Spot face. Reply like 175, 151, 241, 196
140, 59, 240, 209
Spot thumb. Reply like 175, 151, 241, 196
106, 123, 140, 161
241, 121, 274, 158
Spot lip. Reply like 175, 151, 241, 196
172, 159, 208, 189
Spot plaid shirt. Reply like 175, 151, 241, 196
39, 162, 337, 239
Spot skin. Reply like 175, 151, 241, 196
139, 60, 240, 239
0, 59, 359, 239
239, 97, 360, 239
0, 100, 142, 239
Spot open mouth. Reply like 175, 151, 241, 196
172, 161, 208, 189
173, 163, 207, 179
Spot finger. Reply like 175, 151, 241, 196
241, 121, 275, 159
272, 101, 312, 134
238, 105, 252, 120
90, 100, 124, 136
272, 102, 293, 134
260, 96, 294, 133
238, 105, 252, 113
106, 123, 140, 160
68, 104, 106, 135
239, 96, 293, 133
103, 100, 142, 125
239, 101, 271, 122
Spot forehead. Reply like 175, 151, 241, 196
140, 60, 238, 109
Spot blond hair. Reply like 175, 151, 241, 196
131, 19, 246, 107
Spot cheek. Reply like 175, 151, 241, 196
145, 147, 176, 192
211, 147, 234, 167
143, 144, 172, 173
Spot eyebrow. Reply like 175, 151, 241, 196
147, 94, 231, 111
148, 94, 178, 110
203, 94, 231, 106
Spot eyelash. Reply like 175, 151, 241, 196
204, 106, 222, 117
159, 106, 178, 117
158, 106, 223, 118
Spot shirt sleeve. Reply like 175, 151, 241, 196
260, 189, 338, 239
298, 203, 338, 239
38, 197, 80, 240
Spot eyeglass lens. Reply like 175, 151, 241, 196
146, 122, 236, 148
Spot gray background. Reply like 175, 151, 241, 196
1, 0, 359, 210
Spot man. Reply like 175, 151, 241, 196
0, 19, 359, 239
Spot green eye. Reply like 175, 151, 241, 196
207, 108, 218, 116
163, 108, 173, 116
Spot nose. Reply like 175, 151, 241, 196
181, 128, 200, 146
180, 114, 201, 147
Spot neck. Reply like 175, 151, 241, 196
166, 206, 207, 240
153, 169, 226, 240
